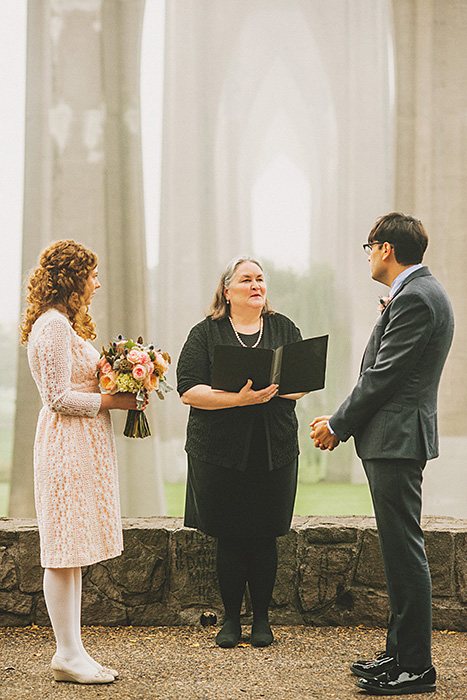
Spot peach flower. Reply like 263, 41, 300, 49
100, 371, 118, 394
154, 352, 169, 373
144, 373, 159, 391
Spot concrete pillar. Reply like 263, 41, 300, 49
391, 0, 467, 516
10, 0, 166, 517
156, 0, 393, 482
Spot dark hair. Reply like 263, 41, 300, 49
21, 240, 98, 343
368, 212, 428, 265
208, 255, 274, 320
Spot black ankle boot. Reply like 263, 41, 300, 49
215, 619, 242, 648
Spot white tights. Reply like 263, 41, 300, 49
43, 567, 105, 673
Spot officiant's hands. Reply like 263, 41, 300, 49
238, 379, 279, 406
310, 415, 340, 451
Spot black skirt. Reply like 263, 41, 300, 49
184, 419, 298, 539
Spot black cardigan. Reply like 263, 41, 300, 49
176, 313, 302, 471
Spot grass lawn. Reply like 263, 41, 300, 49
0, 482, 9, 516
164, 480, 373, 518
0, 481, 373, 519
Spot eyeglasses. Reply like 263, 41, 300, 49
363, 242, 382, 254
362, 241, 388, 255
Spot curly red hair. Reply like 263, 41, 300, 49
20, 240, 98, 344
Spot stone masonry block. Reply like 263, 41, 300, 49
296, 516, 361, 544
17, 530, 42, 593
0, 548, 17, 591
0, 590, 33, 617
345, 587, 390, 628
354, 530, 386, 589
81, 580, 129, 626
454, 532, 467, 603
298, 542, 357, 612
167, 528, 221, 611
425, 530, 455, 597
273, 529, 298, 608
87, 527, 169, 606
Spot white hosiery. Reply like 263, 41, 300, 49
72, 568, 104, 671
43, 567, 99, 677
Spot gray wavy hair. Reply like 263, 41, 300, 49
208, 255, 274, 320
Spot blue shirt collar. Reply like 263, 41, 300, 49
389, 264, 423, 299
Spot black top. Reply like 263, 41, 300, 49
176, 312, 302, 471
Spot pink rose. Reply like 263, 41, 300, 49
139, 351, 151, 365
127, 349, 143, 364
100, 361, 113, 375
97, 356, 109, 370
132, 364, 148, 381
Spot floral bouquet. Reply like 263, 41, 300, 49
97, 335, 172, 438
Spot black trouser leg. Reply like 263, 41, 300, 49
363, 458, 432, 671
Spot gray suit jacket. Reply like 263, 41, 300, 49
330, 267, 454, 461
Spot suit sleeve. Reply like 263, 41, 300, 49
330, 292, 434, 441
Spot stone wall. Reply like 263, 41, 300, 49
1, 516, 467, 629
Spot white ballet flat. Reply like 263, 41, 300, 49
101, 666, 119, 678
51, 657, 114, 684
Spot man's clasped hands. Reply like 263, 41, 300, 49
309, 416, 340, 451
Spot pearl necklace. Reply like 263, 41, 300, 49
228, 315, 263, 348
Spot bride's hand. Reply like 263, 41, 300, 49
100, 392, 145, 411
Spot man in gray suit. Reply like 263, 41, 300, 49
311, 213, 454, 695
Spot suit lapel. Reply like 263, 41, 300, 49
359, 267, 431, 375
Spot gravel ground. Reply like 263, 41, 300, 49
0, 625, 465, 700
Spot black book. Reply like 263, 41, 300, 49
211, 335, 328, 394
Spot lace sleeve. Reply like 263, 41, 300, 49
35, 317, 102, 417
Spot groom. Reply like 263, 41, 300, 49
311, 213, 454, 696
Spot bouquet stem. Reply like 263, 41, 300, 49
123, 410, 151, 438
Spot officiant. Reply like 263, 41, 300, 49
177, 256, 307, 649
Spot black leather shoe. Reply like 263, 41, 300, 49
356, 664, 436, 695
351, 651, 396, 679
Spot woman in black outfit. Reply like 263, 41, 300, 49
177, 256, 307, 648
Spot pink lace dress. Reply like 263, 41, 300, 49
28, 309, 123, 568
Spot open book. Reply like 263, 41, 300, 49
211, 335, 328, 394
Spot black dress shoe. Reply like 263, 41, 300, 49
351, 651, 396, 679
356, 664, 436, 695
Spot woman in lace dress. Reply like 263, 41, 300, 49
21, 241, 145, 685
